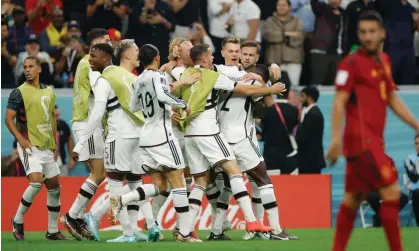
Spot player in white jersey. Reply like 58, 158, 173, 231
82, 40, 153, 242
72, 43, 161, 243
172, 44, 288, 241
216, 38, 299, 241
61, 29, 111, 240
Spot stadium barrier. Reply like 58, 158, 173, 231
2, 174, 331, 231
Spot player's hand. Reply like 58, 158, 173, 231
269, 83, 287, 94
242, 72, 263, 83
160, 60, 177, 72
269, 63, 281, 81
172, 111, 181, 125
326, 141, 341, 167
69, 157, 76, 169
72, 151, 79, 162
182, 72, 201, 85
18, 138, 33, 155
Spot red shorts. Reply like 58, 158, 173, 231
344, 148, 398, 193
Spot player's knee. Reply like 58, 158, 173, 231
379, 183, 400, 201
247, 163, 271, 187
220, 160, 241, 176
342, 192, 364, 210
167, 169, 185, 189
44, 175, 60, 190
194, 175, 209, 188
28, 172, 44, 184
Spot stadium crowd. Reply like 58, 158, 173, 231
1, 0, 419, 89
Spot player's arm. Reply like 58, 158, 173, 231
154, 74, 188, 109
130, 79, 143, 113
233, 82, 285, 97
5, 89, 32, 151
170, 72, 201, 93
388, 91, 419, 131
73, 78, 110, 156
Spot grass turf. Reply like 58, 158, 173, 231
2, 229, 419, 251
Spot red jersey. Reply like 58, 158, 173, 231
334, 49, 397, 157
26, 0, 63, 35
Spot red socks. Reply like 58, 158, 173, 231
380, 200, 402, 251
332, 203, 357, 251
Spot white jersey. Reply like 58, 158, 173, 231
185, 65, 236, 136
132, 69, 187, 147
72, 69, 101, 130
169, 66, 186, 139
217, 66, 263, 144
94, 66, 142, 142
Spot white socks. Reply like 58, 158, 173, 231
229, 174, 256, 222
186, 185, 206, 235
260, 184, 282, 234
47, 187, 61, 233
212, 186, 232, 235
14, 182, 42, 224
69, 179, 98, 219
108, 179, 133, 236
120, 184, 160, 206
250, 179, 264, 222
172, 187, 190, 236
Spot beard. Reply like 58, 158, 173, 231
302, 100, 309, 107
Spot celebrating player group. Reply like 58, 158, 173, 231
6, 10, 419, 250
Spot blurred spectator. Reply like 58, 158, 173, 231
403, 134, 419, 226
2, 21, 17, 88
108, 27, 122, 48
86, 0, 128, 31
15, 34, 53, 85
253, 0, 277, 21
227, 0, 261, 42
12, 0, 25, 8
54, 21, 85, 87
262, 88, 300, 175
7, 7, 34, 55
287, 88, 301, 107
263, 0, 304, 87
310, 0, 346, 86
26, 0, 63, 35
128, 0, 175, 64
296, 85, 325, 174
62, 0, 88, 35
1, 141, 25, 177
207, 0, 234, 63
2, 0, 20, 26
345, 0, 374, 51
190, 22, 215, 52
54, 105, 75, 176
167, 0, 201, 38
374, 0, 418, 85
291, 0, 315, 33
39, 7, 66, 57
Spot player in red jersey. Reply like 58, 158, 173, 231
326, 11, 419, 251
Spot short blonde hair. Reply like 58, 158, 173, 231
114, 39, 136, 59
168, 37, 189, 61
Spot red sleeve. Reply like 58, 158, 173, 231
334, 56, 356, 93
381, 53, 397, 93
54, 0, 63, 8
25, 0, 37, 12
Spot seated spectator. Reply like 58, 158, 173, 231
1, 0, 20, 26
15, 34, 53, 85
128, 0, 175, 64
310, 0, 346, 86
207, 0, 234, 64
54, 21, 85, 87
190, 22, 215, 52
366, 191, 409, 227
2, 21, 17, 88
86, 0, 128, 31
39, 7, 67, 57
263, 0, 304, 87
227, 0, 261, 42
26, 0, 63, 35
7, 7, 34, 55
403, 134, 419, 226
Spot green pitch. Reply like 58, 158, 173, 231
2, 229, 419, 251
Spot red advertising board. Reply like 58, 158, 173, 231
1, 175, 331, 231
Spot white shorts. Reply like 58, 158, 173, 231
104, 137, 143, 175
140, 139, 185, 173
184, 133, 235, 175
230, 135, 264, 173
73, 127, 104, 162
17, 144, 60, 179
177, 138, 189, 167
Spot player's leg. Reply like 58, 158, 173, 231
378, 183, 402, 251
44, 174, 67, 240
211, 172, 233, 238
12, 146, 45, 241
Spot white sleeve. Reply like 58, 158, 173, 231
170, 67, 183, 81
214, 74, 236, 91
73, 79, 110, 154
208, 0, 222, 16
130, 79, 142, 112
247, 3, 261, 20
154, 74, 187, 108
89, 69, 101, 89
